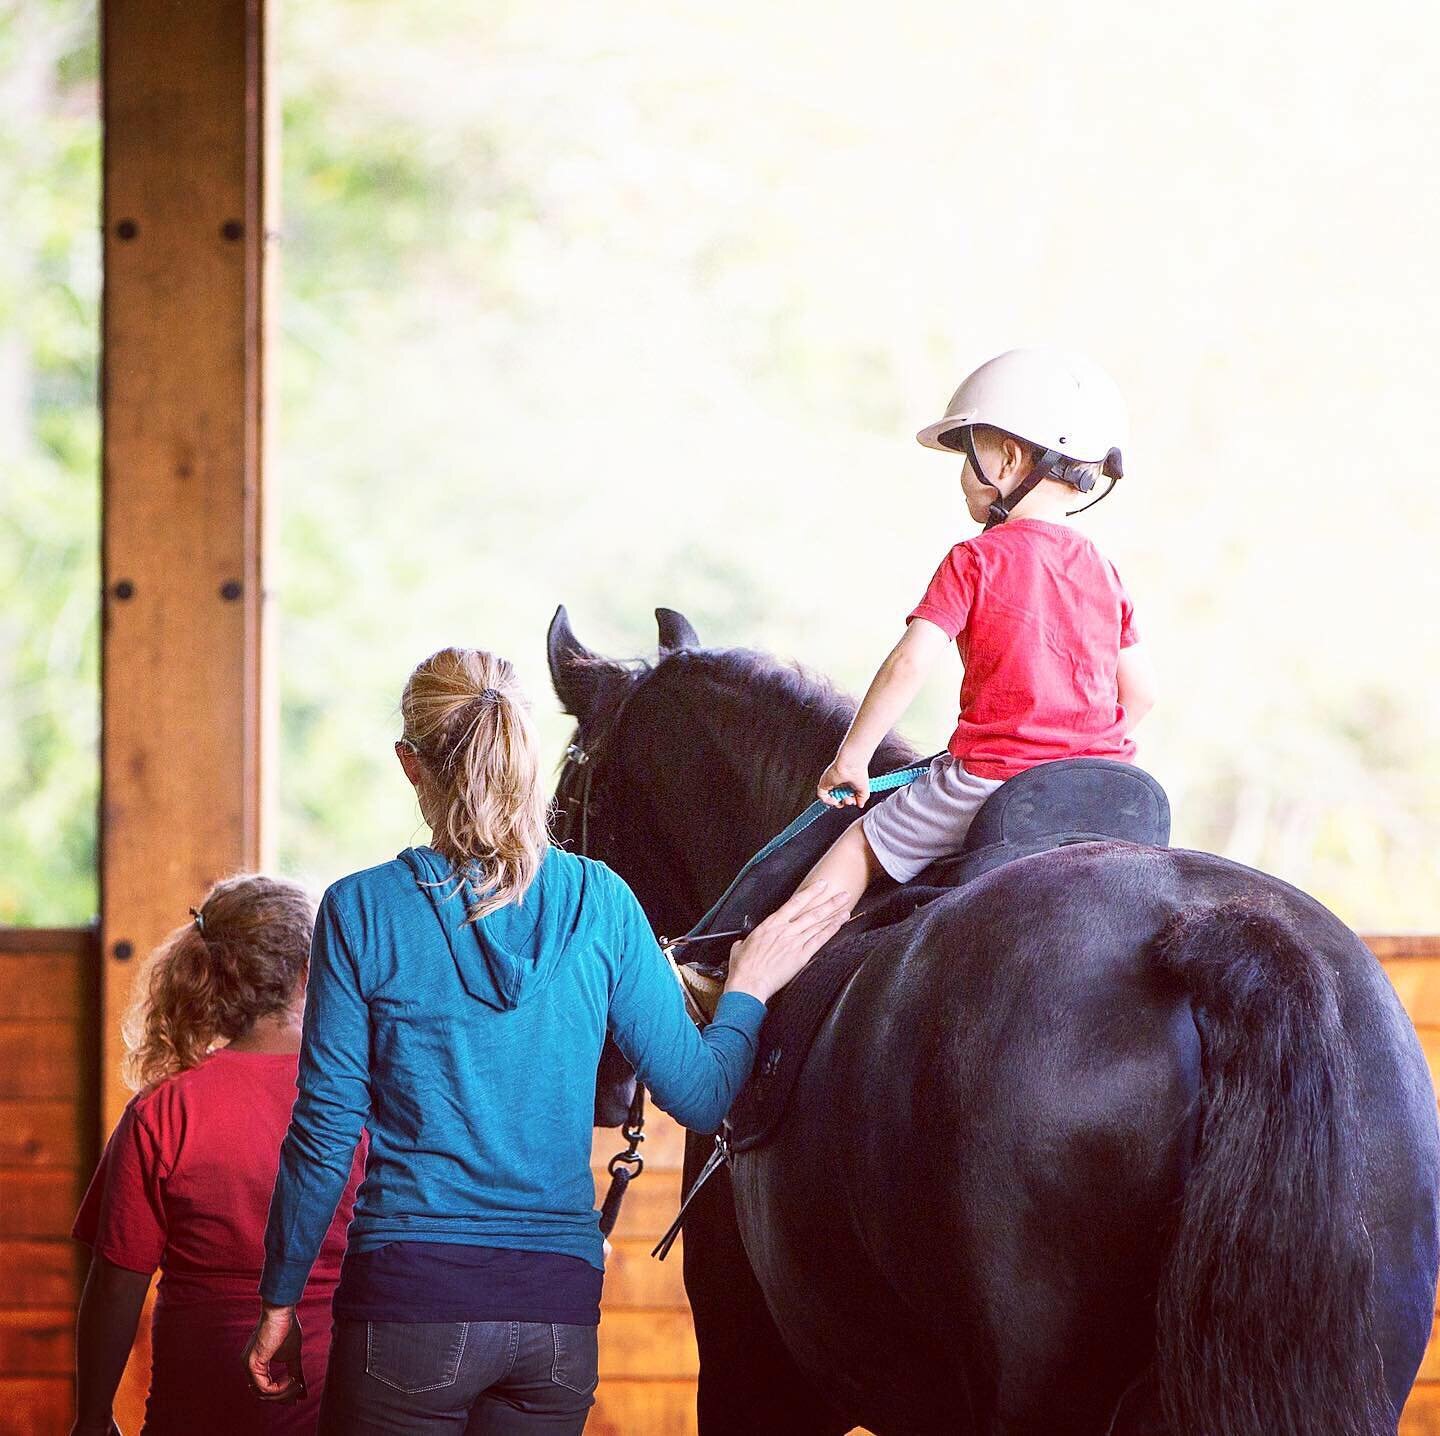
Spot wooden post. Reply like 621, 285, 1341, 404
100, 0, 274, 1133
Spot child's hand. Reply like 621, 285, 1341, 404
818, 755, 871, 808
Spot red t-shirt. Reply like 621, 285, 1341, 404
908, 518, 1139, 780
74, 1049, 364, 1435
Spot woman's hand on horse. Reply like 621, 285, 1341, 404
244, 1304, 307, 1404
818, 753, 871, 808
725, 881, 852, 1004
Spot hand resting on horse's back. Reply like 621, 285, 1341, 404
724, 881, 850, 1005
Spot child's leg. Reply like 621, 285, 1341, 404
808, 758, 1004, 909
796, 821, 887, 916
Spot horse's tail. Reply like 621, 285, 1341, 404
1152, 896, 1392, 1436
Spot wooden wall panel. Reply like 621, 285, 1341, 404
0, 930, 96, 1434
0, 1378, 71, 1436
588, 1380, 707, 1436
1387, 947, 1440, 1433
0, 1023, 85, 1103
592, 1110, 693, 1430
0, 1172, 86, 1241
1405, 1385, 1440, 1436
0, 1244, 85, 1308
0, 1309, 74, 1377
0, 1103, 85, 1168
100, 0, 274, 1133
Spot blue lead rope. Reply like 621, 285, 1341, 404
682, 757, 933, 942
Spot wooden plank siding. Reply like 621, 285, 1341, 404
0, 929, 98, 1435
1389, 941, 1440, 1435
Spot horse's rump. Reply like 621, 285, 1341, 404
729, 843, 1437, 1435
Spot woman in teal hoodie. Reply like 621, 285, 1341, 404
244, 646, 848, 1434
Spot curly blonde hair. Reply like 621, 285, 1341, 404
400, 648, 550, 921
121, 874, 314, 1091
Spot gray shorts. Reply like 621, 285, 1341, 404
860, 754, 1005, 882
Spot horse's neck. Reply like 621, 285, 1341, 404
721, 708, 917, 850
653, 664, 917, 890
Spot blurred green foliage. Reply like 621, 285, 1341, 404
0, 0, 99, 923
4, 0, 1438, 931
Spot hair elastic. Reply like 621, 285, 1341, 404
189, 906, 206, 934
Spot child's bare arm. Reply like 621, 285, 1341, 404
818, 619, 951, 806
73, 1254, 151, 1434
1117, 644, 1157, 733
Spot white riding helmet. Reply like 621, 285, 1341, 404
916, 347, 1129, 473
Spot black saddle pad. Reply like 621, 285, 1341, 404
723, 760, 1171, 1153
725, 889, 923, 1154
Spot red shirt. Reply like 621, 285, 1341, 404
74, 1049, 364, 1435
908, 518, 1139, 780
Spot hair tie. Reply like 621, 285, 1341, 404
478, 688, 502, 704
189, 906, 206, 935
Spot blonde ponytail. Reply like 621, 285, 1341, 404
400, 648, 550, 921
121, 874, 314, 1091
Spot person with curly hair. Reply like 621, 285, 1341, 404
70, 875, 364, 1436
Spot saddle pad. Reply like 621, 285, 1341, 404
725, 882, 941, 1153
726, 927, 874, 1154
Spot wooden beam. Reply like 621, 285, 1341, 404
1366, 936, 1440, 963
100, 0, 274, 1131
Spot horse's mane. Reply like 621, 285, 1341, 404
644, 646, 922, 838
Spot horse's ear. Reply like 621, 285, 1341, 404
548, 605, 620, 719
656, 607, 700, 653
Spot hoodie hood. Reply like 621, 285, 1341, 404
399, 845, 587, 1011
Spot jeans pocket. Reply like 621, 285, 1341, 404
366, 1321, 469, 1394
549, 1323, 599, 1396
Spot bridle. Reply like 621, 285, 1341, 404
556, 737, 598, 858
553, 686, 653, 1238
553, 672, 749, 1241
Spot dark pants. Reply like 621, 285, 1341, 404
317, 1319, 598, 1434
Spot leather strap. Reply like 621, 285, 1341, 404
983, 444, 1064, 531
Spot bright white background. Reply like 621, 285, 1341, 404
271, 0, 1439, 928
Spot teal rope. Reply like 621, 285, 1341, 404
685, 756, 935, 939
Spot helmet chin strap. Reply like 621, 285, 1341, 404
951, 426, 1063, 532
945, 427, 1121, 529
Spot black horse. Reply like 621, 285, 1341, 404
548, 605, 1440, 1436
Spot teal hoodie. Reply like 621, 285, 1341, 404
261, 845, 765, 1306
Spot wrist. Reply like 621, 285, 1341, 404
722, 974, 771, 1005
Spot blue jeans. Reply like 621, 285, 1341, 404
318, 1319, 598, 1434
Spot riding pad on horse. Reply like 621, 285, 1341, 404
686, 758, 1171, 1151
